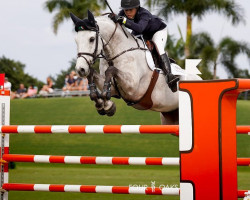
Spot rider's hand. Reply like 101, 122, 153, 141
108, 14, 126, 25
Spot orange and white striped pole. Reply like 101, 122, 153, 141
0, 125, 179, 135
1, 183, 248, 197
1, 154, 249, 166
0, 125, 248, 135
2, 183, 180, 195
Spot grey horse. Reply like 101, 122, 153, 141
70, 11, 201, 124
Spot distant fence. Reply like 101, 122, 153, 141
238, 90, 250, 100
38, 89, 90, 98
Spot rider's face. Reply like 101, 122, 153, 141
124, 8, 137, 19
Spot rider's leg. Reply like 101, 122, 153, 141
152, 27, 179, 92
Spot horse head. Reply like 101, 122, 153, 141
70, 11, 104, 77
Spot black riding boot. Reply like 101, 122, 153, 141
160, 53, 179, 92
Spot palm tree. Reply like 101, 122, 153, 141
190, 32, 250, 79
166, 26, 185, 61
146, 0, 244, 58
44, 0, 106, 34
166, 32, 250, 79
166, 33, 214, 79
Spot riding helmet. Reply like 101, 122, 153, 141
120, 0, 140, 9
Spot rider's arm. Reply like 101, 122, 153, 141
124, 13, 150, 34
118, 10, 150, 34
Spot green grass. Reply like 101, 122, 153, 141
6, 97, 250, 199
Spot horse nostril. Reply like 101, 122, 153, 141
80, 68, 85, 74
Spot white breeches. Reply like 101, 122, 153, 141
152, 27, 168, 55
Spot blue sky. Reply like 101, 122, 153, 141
0, 0, 249, 82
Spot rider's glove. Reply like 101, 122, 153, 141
108, 14, 127, 25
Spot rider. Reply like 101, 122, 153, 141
109, 0, 179, 92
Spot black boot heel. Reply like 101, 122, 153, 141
167, 74, 179, 92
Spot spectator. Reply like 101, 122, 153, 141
22, 85, 37, 99
39, 77, 54, 96
12, 84, 27, 99
75, 76, 83, 90
82, 77, 89, 91
62, 72, 76, 91
4, 77, 11, 91
76, 76, 88, 91
64, 74, 69, 88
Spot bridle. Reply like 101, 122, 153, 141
77, 19, 147, 67
77, 24, 106, 67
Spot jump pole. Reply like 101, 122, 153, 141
0, 125, 249, 135
1, 154, 249, 166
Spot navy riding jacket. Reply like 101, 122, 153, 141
118, 7, 166, 40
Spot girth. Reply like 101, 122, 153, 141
114, 69, 160, 110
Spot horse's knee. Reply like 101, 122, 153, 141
105, 66, 118, 77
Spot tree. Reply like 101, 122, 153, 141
166, 32, 250, 79
166, 33, 213, 79
0, 56, 44, 91
44, 0, 106, 34
190, 32, 250, 78
146, 0, 244, 58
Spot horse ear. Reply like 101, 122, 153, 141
70, 13, 82, 25
87, 10, 95, 25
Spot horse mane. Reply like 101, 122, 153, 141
95, 15, 132, 38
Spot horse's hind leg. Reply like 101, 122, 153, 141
160, 109, 179, 125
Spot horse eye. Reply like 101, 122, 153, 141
90, 37, 95, 43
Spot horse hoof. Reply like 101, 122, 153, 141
105, 103, 116, 117
95, 102, 104, 110
97, 109, 106, 116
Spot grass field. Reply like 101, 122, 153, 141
7, 97, 250, 200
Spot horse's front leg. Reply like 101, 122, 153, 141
88, 67, 117, 117
100, 65, 118, 116
87, 67, 105, 115
101, 65, 118, 100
